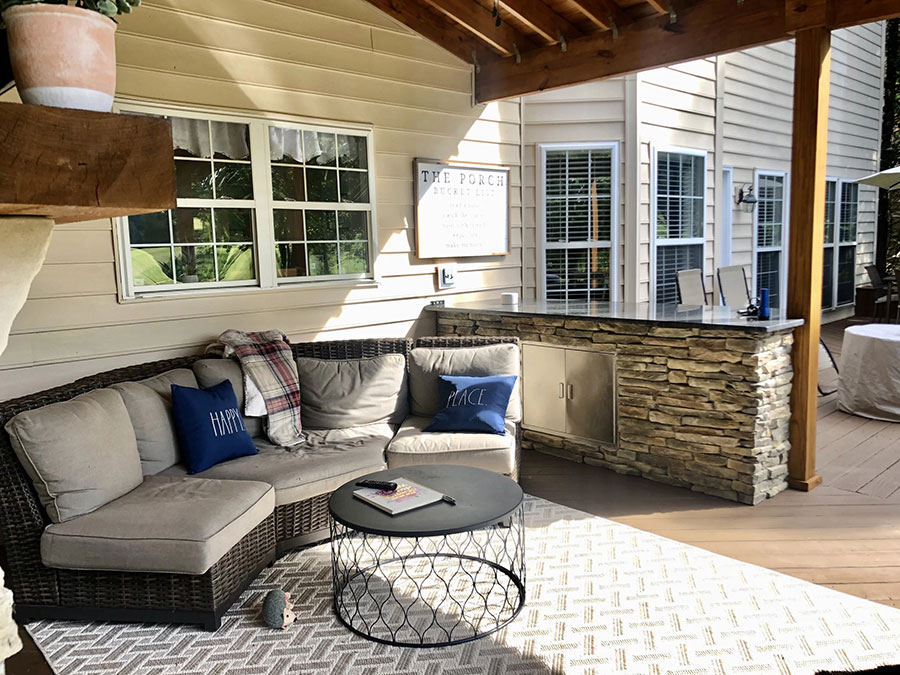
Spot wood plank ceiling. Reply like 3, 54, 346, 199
362, 0, 900, 102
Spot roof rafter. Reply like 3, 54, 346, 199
498, 0, 583, 44
420, 0, 532, 57
567, 0, 633, 31
475, 0, 900, 102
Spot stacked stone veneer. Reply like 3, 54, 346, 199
435, 310, 795, 505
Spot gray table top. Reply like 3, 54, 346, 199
329, 465, 524, 537
427, 299, 803, 333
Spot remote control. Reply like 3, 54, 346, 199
355, 480, 398, 491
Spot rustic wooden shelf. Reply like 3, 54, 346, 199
0, 102, 175, 224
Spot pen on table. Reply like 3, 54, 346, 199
441, 494, 456, 506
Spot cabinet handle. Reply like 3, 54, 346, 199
567, 384, 574, 400
558, 382, 565, 399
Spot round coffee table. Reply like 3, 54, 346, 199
329, 465, 525, 647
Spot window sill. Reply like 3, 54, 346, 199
119, 278, 380, 304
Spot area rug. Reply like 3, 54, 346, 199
27, 496, 900, 674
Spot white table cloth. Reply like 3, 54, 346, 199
838, 323, 900, 421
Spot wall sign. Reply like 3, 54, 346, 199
414, 159, 510, 258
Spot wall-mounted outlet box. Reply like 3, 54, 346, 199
436, 264, 457, 290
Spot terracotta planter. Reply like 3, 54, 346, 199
3, 4, 117, 112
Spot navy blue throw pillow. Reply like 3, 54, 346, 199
425, 375, 517, 435
171, 380, 258, 474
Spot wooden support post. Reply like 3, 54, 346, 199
786, 27, 831, 492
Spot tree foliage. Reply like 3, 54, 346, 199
880, 19, 900, 271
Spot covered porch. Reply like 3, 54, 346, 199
3, 0, 900, 673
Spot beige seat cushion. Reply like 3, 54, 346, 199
386, 416, 516, 475
41, 475, 274, 576
160, 424, 393, 506
408, 344, 521, 422
4, 389, 144, 523
192, 358, 264, 438
295, 354, 408, 429
111, 368, 197, 475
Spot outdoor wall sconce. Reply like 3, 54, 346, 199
735, 185, 758, 213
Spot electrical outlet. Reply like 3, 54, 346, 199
436, 264, 457, 290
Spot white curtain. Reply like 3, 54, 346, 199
171, 117, 250, 160
269, 126, 303, 163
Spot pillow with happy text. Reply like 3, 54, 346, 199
171, 380, 258, 474
425, 375, 517, 435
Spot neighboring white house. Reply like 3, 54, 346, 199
522, 23, 885, 314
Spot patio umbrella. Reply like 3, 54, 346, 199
856, 166, 900, 190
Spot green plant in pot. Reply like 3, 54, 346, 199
1, 0, 141, 112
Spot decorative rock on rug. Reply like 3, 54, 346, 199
27, 497, 900, 674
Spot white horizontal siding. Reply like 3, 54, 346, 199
521, 79, 627, 301
1, 0, 523, 400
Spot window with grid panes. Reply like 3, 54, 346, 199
120, 108, 374, 297
821, 179, 859, 309
836, 182, 858, 306
822, 180, 837, 309
654, 150, 705, 305
271, 127, 371, 280
542, 146, 615, 302
127, 118, 257, 289
754, 172, 786, 308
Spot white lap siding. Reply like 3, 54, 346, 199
0, 0, 524, 399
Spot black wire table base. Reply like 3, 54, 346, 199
330, 507, 526, 648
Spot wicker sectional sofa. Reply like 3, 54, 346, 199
0, 336, 520, 631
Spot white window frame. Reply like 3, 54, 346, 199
752, 169, 790, 308
824, 177, 859, 309
650, 145, 707, 304
113, 100, 378, 300
720, 166, 734, 270
823, 176, 838, 310
536, 142, 619, 302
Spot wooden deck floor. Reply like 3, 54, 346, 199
8, 318, 900, 674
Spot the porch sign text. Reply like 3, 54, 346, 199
414, 159, 510, 258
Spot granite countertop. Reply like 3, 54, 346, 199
427, 299, 804, 333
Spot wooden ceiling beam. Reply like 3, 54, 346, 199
498, 0, 583, 44
475, 0, 900, 102
361, 0, 494, 66
568, 0, 633, 31
420, 0, 531, 57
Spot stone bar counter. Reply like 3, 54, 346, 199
427, 299, 803, 505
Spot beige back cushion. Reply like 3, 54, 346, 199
111, 368, 197, 475
192, 358, 264, 438
295, 354, 409, 429
408, 344, 521, 421
4, 389, 144, 523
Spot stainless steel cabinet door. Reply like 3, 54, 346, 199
564, 349, 615, 443
522, 343, 567, 434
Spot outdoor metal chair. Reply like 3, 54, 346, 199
818, 339, 840, 396
864, 265, 897, 322
718, 264, 752, 309
676, 268, 707, 305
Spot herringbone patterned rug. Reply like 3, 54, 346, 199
27, 497, 900, 674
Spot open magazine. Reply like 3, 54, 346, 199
353, 478, 443, 515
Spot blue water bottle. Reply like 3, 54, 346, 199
758, 288, 770, 321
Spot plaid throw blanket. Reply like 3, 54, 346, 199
218, 329, 304, 447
